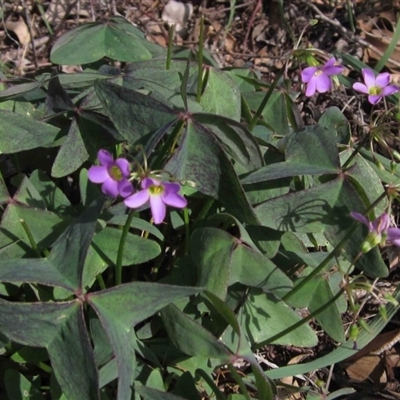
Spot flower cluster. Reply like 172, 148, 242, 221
350, 211, 400, 252
301, 57, 399, 104
88, 150, 187, 224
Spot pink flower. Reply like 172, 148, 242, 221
88, 150, 133, 198
352, 69, 399, 105
301, 57, 344, 97
350, 211, 400, 251
124, 178, 187, 224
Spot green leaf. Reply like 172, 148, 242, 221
192, 113, 263, 172
0, 169, 8, 205
255, 177, 344, 233
318, 106, 350, 144
243, 91, 290, 135
191, 228, 234, 300
88, 283, 201, 400
241, 162, 338, 185
342, 152, 388, 216
92, 227, 161, 266
0, 300, 99, 400
0, 203, 70, 259
28, 170, 72, 215
95, 79, 178, 145
161, 304, 231, 361
222, 289, 318, 347
52, 118, 88, 177
230, 244, 293, 298
48, 197, 103, 290
0, 110, 60, 153
200, 68, 241, 120
308, 278, 345, 342
285, 125, 341, 169
135, 385, 188, 400
5, 369, 44, 400
50, 16, 164, 65
0, 198, 102, 290
166, 121, 259, 224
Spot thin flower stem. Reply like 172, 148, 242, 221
342, 132, 374, 170
20, 218, 41, 258
151, 120, 184, 170
183, 207, 190, 255
248, 69, 284, 131
196, 15, 205, 102
227, 364, 251, 400
255, 288, 345, 349
115, 210, 135, 286
96, 273, 107, 290
196, 198, 214, 221
166, 24, 175, 70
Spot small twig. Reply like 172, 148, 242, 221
20, 0, 38, 70
0, 0, 20, 47
243, 0, 261, 52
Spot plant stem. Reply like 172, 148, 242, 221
166, 24, 175, 70
196, 15, 205, 102
248, 69, 284, 131
183, 207, 190, 255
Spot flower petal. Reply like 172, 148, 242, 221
98, 149, 114, 166
324, 57, 336, 67
117, 179, 134, 198
115, 158, 131, 178
315, 74, 331, 93
350, 212, 371, 230
162, 191, 187, 208
382, 85, 399, 96
301, 67, 317, 83
362, 69, 376, 88
305, 77, 317, 97
388, 228, 400, 247
102, 178, 119, 198
141, 177, 159, 189
352, 82, 369, 94
375, 72, 390, 88
163, 182, 181, 194
368, 94, 382, 105
372, 213, 390, 233
149, 195, 166, 224
88, 166, 109, 183
124, 189, 150, 208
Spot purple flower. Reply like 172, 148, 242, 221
88, 150, 133, 198
301, 57, 344, 97
350, 211, 400, 251
124, 177, 187, 224
352, 69, 399, 105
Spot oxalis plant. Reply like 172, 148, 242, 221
1, 14, 400, 400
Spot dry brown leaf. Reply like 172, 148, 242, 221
357, 12, 400, 71
344, 330, 400, 384
4, 16, 31, 46
44, 0, 89, 26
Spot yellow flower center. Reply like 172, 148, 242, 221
149, 185, 164, 196
314, 70, 323, 77
369, 86, 382, 95
109, 165, 123, 181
